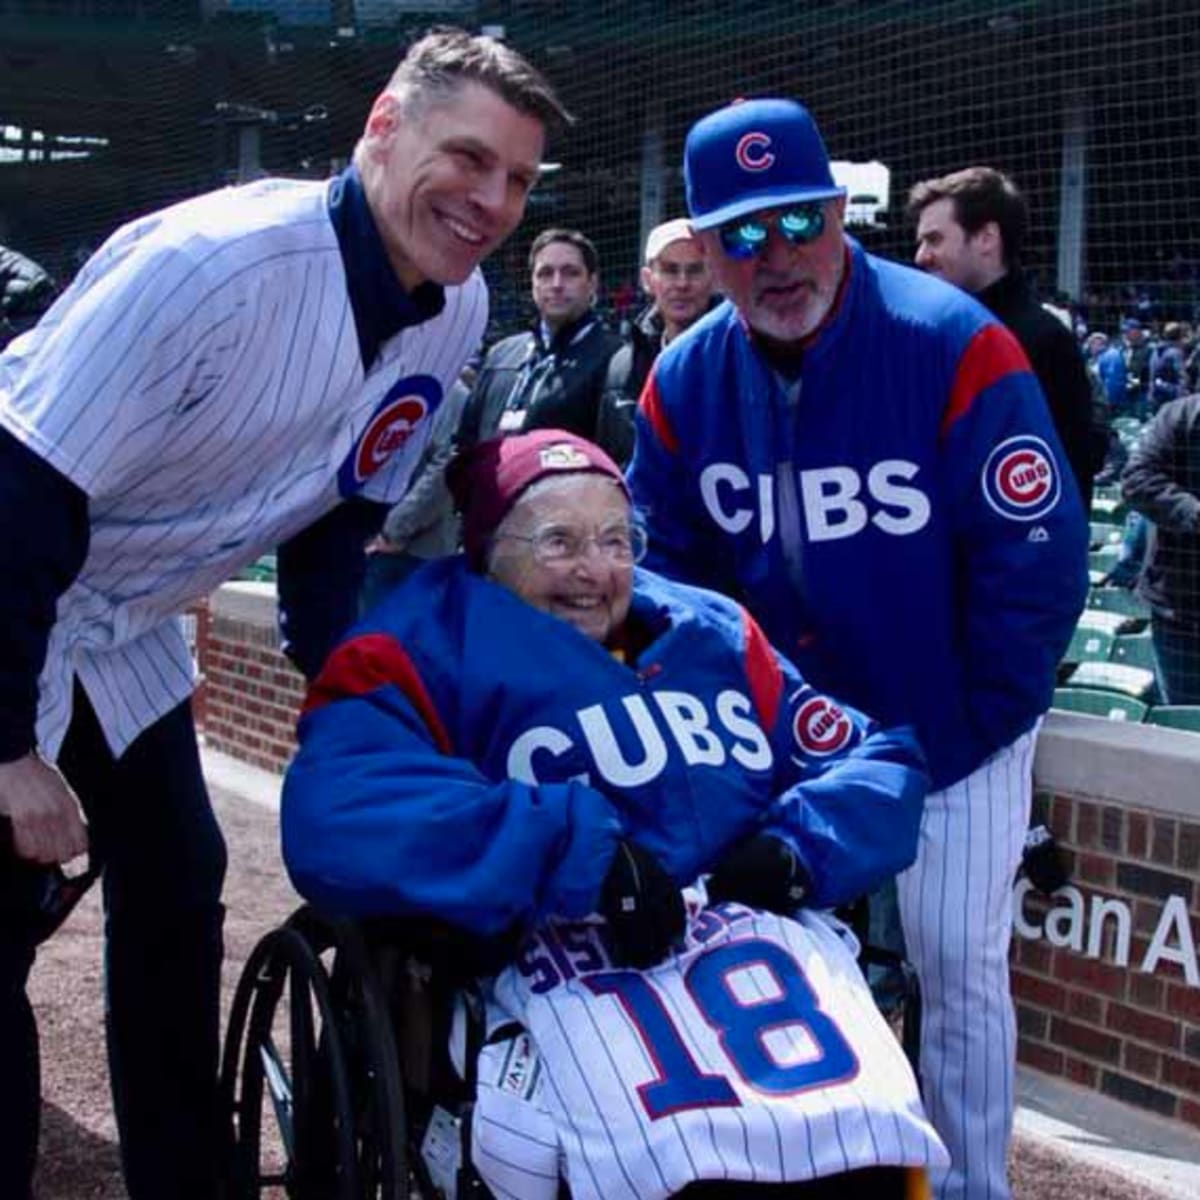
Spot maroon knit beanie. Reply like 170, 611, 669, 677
446, 429, 629, 570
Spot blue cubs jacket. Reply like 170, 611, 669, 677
282, 558, 928, 934
626, 240, 1089, 790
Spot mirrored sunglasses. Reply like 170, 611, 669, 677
718, 204, 827, 260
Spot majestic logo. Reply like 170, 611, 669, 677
982, 435, 1061, 522
735, 132, 775, 172
540, 443, 591, 470
792, 695, 853, 757
338, 374, 441, 496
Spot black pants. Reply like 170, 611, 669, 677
0, 686, 227, 1199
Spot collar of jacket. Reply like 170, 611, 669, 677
327, 163, 445, 372
634, 303, 666, 340
976, 268, 1033, 316
534, 310, 601, 356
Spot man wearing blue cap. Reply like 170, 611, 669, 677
627, 97, 1089, 1200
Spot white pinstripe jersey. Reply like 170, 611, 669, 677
0, 178, 487, 758
488, 905, 947, 1200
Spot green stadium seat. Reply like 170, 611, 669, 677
1110, 631, 1157, 672
1086, 588, 1151, 622
1143, 706, 1200, 733
1089, 522, 1123, 550
233, 553, 278, 584
1064, 661, 1157, 700
1063, 626, 1114, 666
1052, 688, 1149, 722
1088, 544, 1122, 574
1111, 416, 1144, 438
1090, 496, 1126, 523
1077, 609, 1140, 637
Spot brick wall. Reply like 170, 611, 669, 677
1014, 790, 1200, 1128
198, 599, 305, 775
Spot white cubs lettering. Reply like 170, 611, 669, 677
578, 696, 668, 788
507, 727, 583, 786
715, 690, 773, 771
508, 689, 774, 787
867, 460, 931, 535
699, 463, 775, 541
799, 466, 868, 542
700, 459, 930, 544
653, 691, 725, 767
700, 463, 754, 535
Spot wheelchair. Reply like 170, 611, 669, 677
220, 901, 924, 1200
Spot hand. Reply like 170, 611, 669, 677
599, 840, 685, 968
707, 835, 809, 915
0, 753, 88, 864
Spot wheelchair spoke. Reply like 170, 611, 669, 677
258, 1035, 295, 1158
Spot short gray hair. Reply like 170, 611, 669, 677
387, 27, 572, 134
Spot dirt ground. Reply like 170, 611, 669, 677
26, 784, 1173, 1200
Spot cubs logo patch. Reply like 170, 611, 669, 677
338, 374, 441, 497
981, 435, 1061, 521
735, 131, 775, 172
792, 695, 853, 757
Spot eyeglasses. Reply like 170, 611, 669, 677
496, 521, 648, 566
718, 204, 827, 260
653, 261, 708, 282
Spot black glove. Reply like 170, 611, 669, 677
1021, 824, 1070, 895
707, 835, 809, 914
599, 840, 685, 968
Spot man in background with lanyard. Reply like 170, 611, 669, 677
461, 227, 620, 452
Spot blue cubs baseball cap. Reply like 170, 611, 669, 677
684, 98, 846, 231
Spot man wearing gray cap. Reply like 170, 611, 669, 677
627, 97, 1088, 1200
597, 217, 715, 464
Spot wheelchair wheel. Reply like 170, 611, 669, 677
221, 907, 407, 1199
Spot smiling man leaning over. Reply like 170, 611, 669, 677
0, 28, 565, 1200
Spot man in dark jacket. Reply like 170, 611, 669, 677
1121, 393, 1200, 703
460, 227, 620, 451
910, 167, 1103, 510
0, 244, 56, 350
596, 218, 716, 464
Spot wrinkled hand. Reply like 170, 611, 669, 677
0, 753, 87, 864
707, 835, 809, 914
599, 840, 686, 968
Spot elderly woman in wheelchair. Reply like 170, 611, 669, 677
232, 430, 946, 1199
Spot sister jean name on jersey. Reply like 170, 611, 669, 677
517, 903, 758, 995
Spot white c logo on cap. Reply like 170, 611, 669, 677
735, 132, 775, 172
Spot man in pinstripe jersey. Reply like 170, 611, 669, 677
0, 29, 566, 1200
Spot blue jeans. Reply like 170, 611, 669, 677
0, 686, 227, 1200
1151, 616, 1200, 704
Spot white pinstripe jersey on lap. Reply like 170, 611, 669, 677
0, 178, 487, 759
485, 905, 947, 1200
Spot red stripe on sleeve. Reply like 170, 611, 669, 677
940, 323, 1033, 437
302, 632, 452, 754
638, 372, 680, 455
741, 607, 783, 731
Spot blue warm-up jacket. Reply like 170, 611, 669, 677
282, 559, 928, 936
627, 240, 1089, 790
